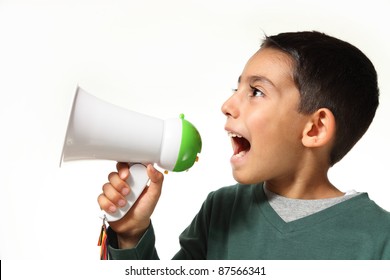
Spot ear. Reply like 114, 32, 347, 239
302, 108, 336, 148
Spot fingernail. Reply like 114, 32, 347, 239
109, 206, 116, 213
118, 199, 126, 207
119, 170, 127, 180
122, 187, 129, 196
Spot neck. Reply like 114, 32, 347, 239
264, 166, 343, 200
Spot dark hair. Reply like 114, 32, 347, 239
261, 31, 379, 165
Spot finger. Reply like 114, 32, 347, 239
108, 172, 130, 196
102, 182, 128, 208
116, 162, 130, 180
97, 193, 118, 214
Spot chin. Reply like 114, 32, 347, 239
232, 171, 261, 185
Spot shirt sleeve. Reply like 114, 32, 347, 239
107, 223, 159, 260
106, 191, 217, 260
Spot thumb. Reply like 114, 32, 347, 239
147, 164, 164, 201
147, 164, 164, 185
143, 164, 164, 205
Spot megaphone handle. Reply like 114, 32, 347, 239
102, 163, 149, 222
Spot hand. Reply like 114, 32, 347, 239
97, 162, 164, 248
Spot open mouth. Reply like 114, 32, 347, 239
228, 132, 251, 158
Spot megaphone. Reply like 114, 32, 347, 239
60, 86, 202, 222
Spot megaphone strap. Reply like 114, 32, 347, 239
97, 216, 108, 260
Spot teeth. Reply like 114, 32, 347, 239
233, 150, 247, 158
228, 132, 243, 138
227, 131, 249, 159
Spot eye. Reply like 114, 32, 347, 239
249, 86, 265, 97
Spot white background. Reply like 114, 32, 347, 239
1, 0, 390, 261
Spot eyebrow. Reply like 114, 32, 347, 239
238, 75, 276, 88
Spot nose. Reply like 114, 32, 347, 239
221, 92, 239, 118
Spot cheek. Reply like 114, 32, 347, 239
247, 109, 280, 143
249, 110, 304, 157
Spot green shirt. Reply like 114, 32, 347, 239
108, 183, 390, 260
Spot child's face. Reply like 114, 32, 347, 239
222, 47, 310, 185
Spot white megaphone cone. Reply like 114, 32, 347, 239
61, 86, 202, 222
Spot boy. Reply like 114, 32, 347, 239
97, 31, 390, 259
